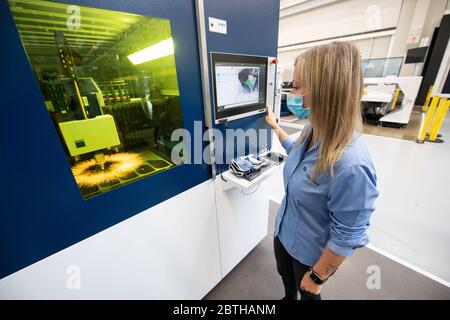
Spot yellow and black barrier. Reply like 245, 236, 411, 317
422, 85, 434, 113
391, 87, 401, 110
417, 95, 449, 143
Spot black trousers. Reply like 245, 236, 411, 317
274, 236, 321, 300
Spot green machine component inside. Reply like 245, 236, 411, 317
59, 115, 120, 157
9, 0, 184, 199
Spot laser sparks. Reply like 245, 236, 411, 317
72, 152, 145, 187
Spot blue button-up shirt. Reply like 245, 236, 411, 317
275, 128, 379, 266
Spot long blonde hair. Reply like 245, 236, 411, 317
296, 41, 363, 179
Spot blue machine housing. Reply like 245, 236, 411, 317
0, 0, 210, 279
0, 0, 280, 280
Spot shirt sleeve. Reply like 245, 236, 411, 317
326, 164, 379, 257
281, 135, 296, 154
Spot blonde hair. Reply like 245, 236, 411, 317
295, 41, 363, 179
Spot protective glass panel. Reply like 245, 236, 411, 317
9, 0, 183, 199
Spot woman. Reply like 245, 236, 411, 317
266, 42, 379, 300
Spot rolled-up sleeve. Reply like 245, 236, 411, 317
326, 165, 379, 257
281, 135, 296, 154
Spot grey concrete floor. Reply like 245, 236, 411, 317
205, 202, 450, 300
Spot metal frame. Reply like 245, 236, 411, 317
195, 0, 216, 178
209, 51, 273, 124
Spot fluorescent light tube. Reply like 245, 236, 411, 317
127, 38, 174, 65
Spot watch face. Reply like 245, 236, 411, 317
310, 271, 324, 284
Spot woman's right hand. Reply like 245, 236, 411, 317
265, 106, 278, 129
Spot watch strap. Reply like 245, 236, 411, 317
309, 267, 326, 285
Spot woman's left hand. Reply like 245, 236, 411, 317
300, 271, 322, 295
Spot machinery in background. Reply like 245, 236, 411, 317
98, 80, 131, 105
362, 82, 403, 125
43, 77, 106, 119
41, 75, 122, 160
362, 77, 422, 127
42, 31, 121, 162
59, 115, 120, 158
273, 67, 423, 129
52, 81, 179, 198
10, 3, 185, 200
37, 34, 178, 198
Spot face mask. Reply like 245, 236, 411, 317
286, 93, 310, 119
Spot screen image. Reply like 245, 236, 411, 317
211, 53, 268, 122
215, 65, 261, 110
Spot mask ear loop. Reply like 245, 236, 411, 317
300, 91, 311, 109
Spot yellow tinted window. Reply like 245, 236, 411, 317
9, 0, 184, 199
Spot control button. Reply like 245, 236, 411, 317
303, 167, 307, 172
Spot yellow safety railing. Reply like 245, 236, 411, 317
417, 96, 449, 143
391, 87, 401, 110
429, 98, 449, 142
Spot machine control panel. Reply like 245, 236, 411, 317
211, 53, 278, 123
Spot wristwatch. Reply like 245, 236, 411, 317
308, 268, 327, 285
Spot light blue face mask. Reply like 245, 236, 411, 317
286, 93, 310, 119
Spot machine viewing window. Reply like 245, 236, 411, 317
9, 0, 184, 199
211, 53, 268, 123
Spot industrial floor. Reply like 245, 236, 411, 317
205, 112, 450, 300
363, 109, 422, 141
204, 202, 450, 300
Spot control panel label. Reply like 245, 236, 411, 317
208, 17, 227, 34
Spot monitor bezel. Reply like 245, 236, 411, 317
404, 46, 429, 64
211, 52, 268, 123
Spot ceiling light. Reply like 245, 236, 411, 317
127, 38, 174, 65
